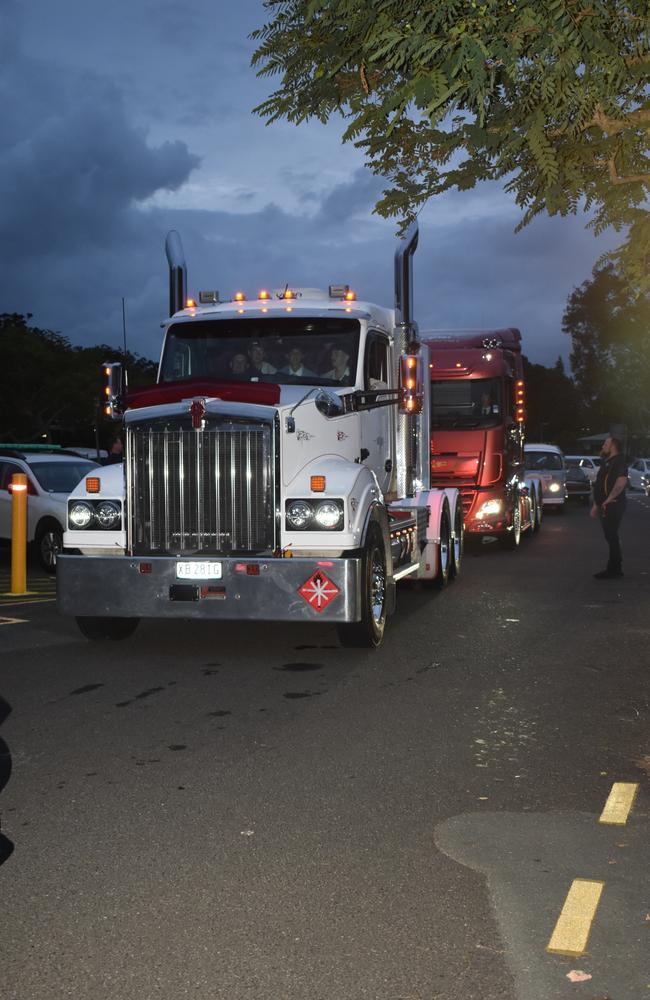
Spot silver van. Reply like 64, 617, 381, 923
524, 444, 567, 508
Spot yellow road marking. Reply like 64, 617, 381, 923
0, 616, 28, 625
1, 590, 40, 597
546, 878, 605, 957
599, 782, 639, 826
0, 597, 56, 607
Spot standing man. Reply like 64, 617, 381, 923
590, 435, 628, 579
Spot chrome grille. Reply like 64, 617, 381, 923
127, 421, 273, 554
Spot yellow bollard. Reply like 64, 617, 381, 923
10, 473, 28, 595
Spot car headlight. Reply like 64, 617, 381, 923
69, 501, 95, 528
314, 501, 344, 529
549, 482, 561, 493
95, 501, 121, 529
285, 498, 344, 531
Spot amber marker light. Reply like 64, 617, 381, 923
284, 288, 295, 300
258, 289, 270, 300
310, 475, 326, 492
86, 477, 101, 493
344, 290, 356, 301
234, 291, 246, 302
185, 297, 196, 308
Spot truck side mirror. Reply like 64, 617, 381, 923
315, 388, 345, 419
102, 362, 124, 420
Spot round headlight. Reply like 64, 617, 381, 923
69, 501, 94, 528
314, 501, 343, 529
549, 482, 561, 493
95, 501, 120, 529
286, 500, 313, 529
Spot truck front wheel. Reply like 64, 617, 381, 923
501, 502, 521, 549
338, 524, 387, 648
76, 617, 140, 641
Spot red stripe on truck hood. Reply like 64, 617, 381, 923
126, 379, 281, 410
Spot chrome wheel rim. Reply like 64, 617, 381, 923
41, 531, 61, 569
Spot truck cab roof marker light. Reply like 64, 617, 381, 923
234, 291, 246, 302
258, 289, 270, 300
185, 297, 197, 308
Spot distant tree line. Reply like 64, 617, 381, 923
0, 313, 156, 449
2, 269, 648, 454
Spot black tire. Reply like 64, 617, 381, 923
501, 500, 521, 549
338, 523, 387, 648
35, 522, 63, 574
525, 491, 537, 538
434, 506, 451, 588
76, 617, 140, 641
449, 502, 463, 579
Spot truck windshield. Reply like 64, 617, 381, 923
430, 377, 502, 429
160, 317, 361, 388
524, 451, 564, 471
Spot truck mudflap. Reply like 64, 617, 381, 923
56, 554, 362, 623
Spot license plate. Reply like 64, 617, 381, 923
176, 561, 223, 580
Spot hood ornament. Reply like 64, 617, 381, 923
190, 399, 206, 430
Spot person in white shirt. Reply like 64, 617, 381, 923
281, 347, 316, 378
248, 341, 277, 375
323, 346, 350, 382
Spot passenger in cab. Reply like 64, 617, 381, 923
323, 346, 351, 383
281, 346, 316, 379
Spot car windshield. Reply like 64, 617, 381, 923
431, 377, 502, 429
524, 451, 564, 471
30, 460, 97, 493
160, 317, 361, 388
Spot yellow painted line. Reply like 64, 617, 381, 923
599, 782, 639, 826
0, 597, 56, 608
546, 878, 605, 957
0, 616, 28, 625
1, 590, 40, 597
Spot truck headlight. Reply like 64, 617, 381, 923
285, 498, 344, 531
286, 500, 313, 529
69, 501, 95, 528
549, 482, 561, 493
477, 498, 502, 516
95, 501, 121, 529
314, 501, 343, 529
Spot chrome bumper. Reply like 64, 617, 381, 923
57, 554, 361, 622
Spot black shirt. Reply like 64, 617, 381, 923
593, 454, 628, 506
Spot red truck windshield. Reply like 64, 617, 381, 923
431, 377, 503, 429
160, 317, 360, 388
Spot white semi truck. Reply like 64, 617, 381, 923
57, 224, 463, 647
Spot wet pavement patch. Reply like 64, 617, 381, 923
69, 683, 104, 696
206, 709, 231, 717
275, 662, 324, 673
283, 691, 321, 700
168, 744, 187, 751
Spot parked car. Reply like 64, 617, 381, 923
565, 465, 591, 504
627, 457, 650, 495
523, 443, 567, 509
0, 447, 99, 572
564, 455, 602, 484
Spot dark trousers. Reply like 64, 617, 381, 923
600, 501, 625, 571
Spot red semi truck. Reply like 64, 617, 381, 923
421, 328, 542, 548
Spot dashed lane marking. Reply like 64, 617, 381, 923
546, 878, 605, 957
0, 597, 56, 608
598, 782, 639, 826
0, 616, 28, 625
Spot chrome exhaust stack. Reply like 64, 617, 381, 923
165, 230, 187, 317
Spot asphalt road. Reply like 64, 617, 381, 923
0, 496, 648, 1000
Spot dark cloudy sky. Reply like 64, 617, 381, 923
2, 0, 615, 366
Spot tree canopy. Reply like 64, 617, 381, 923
252, 1, 650, 288
562, 265, 650, 433
0, 314, 156, 446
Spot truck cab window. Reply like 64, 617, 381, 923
365, 334, 390, 390
430, 377, 502, 429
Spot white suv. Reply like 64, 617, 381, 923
0, 447, 99, 572
564, 455, 602, 484
628, 457, 650, 494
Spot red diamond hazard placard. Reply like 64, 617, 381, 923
298, 570, 340, 613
